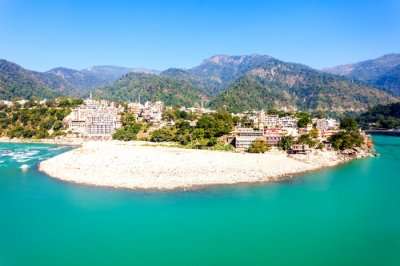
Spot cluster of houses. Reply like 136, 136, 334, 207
128, 101, 164, 124
61, 98, 345, 152
64, 99, 167, 139
0, 99, 48, 107
231, 111, 341, 153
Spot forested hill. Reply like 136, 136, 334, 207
357, 102, 400, 129
93, 72, 204, 107
0, 59, 153, 99
0, 59, 61, 100
1, 55, 398, 113
324, 54, 400, 95
162, 55, 285, 96
208, 58, 397, 113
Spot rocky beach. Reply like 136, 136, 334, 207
38, 141, 369, 190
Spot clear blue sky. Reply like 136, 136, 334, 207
1, 0, 399, 71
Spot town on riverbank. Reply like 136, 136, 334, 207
0, 96, 375, 190
0, 96, 373, 156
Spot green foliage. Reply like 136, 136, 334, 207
357, 102, 400, 129
340, 117, 359, 131
278, 135, 294, 151
297, 134, 317, 148
112, 125, 141, 141
296, 112, 311, 128
94, 72, 203, 107
57, 97, 84, 108
150, 110, 234, 150
112, 113, 142, 141
238, 115, 254, 128
328, 130, 364, 151
150, 127, 176, 142
211, 141, 235, 151
208, 61, 396, 113
0, 59, 62, 100
162, 107, 196, 121
309, 127, 319, 139
0, 99, 73, 139
196, 109, 233, 138
248, 139, 270, 153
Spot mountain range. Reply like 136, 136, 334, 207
0, 59, 158, 99
1, 54, 399, 112
95, 54, 397, 111
324, 53, 400, 96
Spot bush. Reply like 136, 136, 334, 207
297, 112, 311, 128
340, 117, 358, 131
150, 127, 176, 142
113, 124, 142, 141
297, 134, 317, 147
328, 130, 363, 150
278, 135, 294, 151
248, 139, 270, 153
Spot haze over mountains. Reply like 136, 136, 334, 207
1, 54, 399, 112
324, 54, 400, 96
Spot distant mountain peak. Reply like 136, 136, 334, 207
204, 54, 273, 65
324, 53, 400, 95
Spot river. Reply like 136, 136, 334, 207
0, 136, 399, 266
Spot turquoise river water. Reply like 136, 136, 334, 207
0, 136, 399, 266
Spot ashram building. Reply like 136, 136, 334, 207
128, 101, 164, 124
232, 115, 340, 150
64, 99, 123, 139
255, 111, 298, 129
234, 128, 264, 150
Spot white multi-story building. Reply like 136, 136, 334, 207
234, 128, 264, 150
255, 111, 298, 129
315, 118, 339, 131
64, 99, 123, 139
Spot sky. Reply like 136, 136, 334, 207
0, 0, 399, 71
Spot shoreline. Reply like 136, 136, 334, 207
37, 141, 372, 191
0, 137, 84, 146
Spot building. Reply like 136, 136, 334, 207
127, 102, 143, 117
315, 118, 339, 131
263, 128, 284, 146
127, 101, 165, 124
234, 128, 264, 150
289, 144, 311, 154
64, 99, 123, 139
280, 116, 298, 128
254, 111, 298, 129
141, 101, 164, 124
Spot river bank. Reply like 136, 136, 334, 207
0, 137, 84, 146
38, 141, 372, 190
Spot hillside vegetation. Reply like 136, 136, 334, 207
94, 72, 203, 107
358, 102, 400, 129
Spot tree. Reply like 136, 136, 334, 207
340, 117, 358, 131
53, 120, 64, 131
328, 130, 363, 150
310, 127, 319, 139
297, 134, 317, 147
278, 135, 294, 151
150, 127, 176, 142
297, 112, 311, 128
248, 139, 270, 153
112, 124, 142, 141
